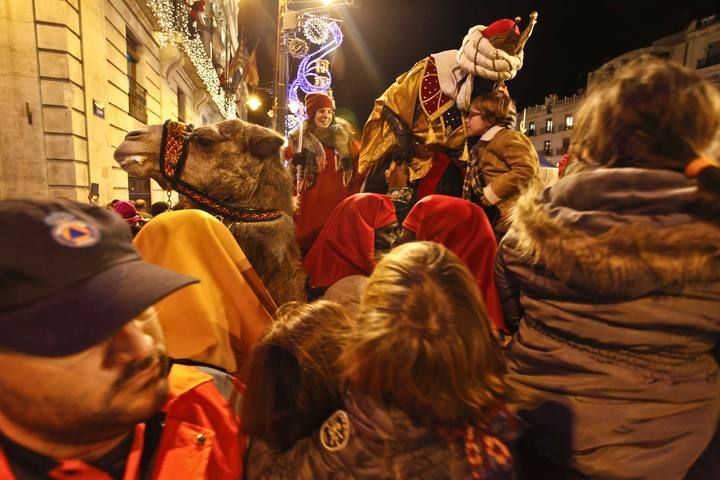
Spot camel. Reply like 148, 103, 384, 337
114, 118, 306, 307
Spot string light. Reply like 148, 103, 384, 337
288, 37, 309, 59
303, 17, 330, 45
146, 0, 237, 119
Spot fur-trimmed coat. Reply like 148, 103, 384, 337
464, 127, 539, 222
286, 123, 363, 252
288, 123, 354, 193
497, 167, 720, 479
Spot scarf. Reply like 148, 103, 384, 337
462, 141, 487, 202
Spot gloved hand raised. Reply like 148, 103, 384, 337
390, 132, 415, 165
291, 150, 310, 167
380, 106, 414, 164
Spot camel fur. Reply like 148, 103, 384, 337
114, 119, 306, 306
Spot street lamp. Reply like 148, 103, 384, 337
246, 94, 262, 111
272, 0, 354, 134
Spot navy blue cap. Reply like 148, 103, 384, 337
0, 198, 198, 356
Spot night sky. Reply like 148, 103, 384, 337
239, 0, 719, 129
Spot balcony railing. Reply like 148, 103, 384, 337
697, 54, 720, 69
128, 77, 147, 124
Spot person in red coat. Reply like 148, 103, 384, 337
286, 92, 364, 254
302, 193, 397, 292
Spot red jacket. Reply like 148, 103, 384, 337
286, 141, 364, 254
0, 364, 245, 479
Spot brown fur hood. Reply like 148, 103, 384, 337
504, 168, 720, 297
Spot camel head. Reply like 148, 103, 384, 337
114, 119, 293, 214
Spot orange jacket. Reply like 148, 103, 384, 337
0, 364, 245, 479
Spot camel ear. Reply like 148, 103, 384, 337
248, 126, 285, 159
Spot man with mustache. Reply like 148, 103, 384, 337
0, 199, 245, 479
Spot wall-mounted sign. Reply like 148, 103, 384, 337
93, 100, 105, 119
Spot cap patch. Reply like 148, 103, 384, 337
50, 219, 101, 248
319, 409, 350, 451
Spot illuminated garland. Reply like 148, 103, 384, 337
303, 17, 330, 45
288, 37, 309, 59
286, 17, 343, 134
146, 0, 237, 119
182, 37, 237, 118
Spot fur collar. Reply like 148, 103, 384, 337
288, 123, 354, 191
289, 123, 351, 160
505, 168, 720, 297
480, 125, 504, 142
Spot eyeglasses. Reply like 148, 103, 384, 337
465, 110, 486, 119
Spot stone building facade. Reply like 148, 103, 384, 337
1, 0, 244, 204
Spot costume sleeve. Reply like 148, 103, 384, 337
358, 59, 428, 173
484, 131, 538, 202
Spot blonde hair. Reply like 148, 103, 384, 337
571, 55, 720, 173
341, 241, 508, 428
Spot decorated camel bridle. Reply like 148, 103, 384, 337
159, 120, 283, 223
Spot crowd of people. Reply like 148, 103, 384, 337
1, 52, 719, 480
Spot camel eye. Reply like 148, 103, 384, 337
194, 136, 214, 148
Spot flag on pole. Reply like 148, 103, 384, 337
228, 31, 248, 82
242, 39, 260, 87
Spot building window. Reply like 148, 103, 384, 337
543, 140, 551, 155
699, 41, 720, 69
126, 29, 147, 124
709, 40, 720, 57
545, 118, 553, 134
565, 114, 573, 129
528, 121, 536, 136
177, 89, 187, 123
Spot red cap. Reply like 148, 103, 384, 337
305, 92, 335, 120
483, 18, 520, 39
482, 18, 521, 53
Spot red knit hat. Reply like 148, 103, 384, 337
305, 92, 335, 119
